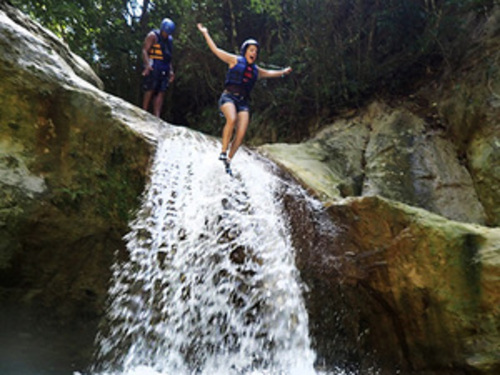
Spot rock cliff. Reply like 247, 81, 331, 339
262, 6, 500, 374
0, 3, 165, 370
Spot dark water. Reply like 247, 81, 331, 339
0, 307, 94, 375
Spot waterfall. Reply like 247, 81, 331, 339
91, 127, 320, 375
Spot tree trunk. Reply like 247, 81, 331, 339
226, 0, 238, 52
135, 0, 151, 106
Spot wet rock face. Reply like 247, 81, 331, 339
285, 193, 500, 375
0, 3, 155, 324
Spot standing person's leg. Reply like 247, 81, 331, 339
142, 68, 156, 112
152, 70, 171, 118
146, 70, 169, 118
228, 110, 249, 160
153, 92, 165, 117
142, 90, 154, 112
220, 102, 238, 154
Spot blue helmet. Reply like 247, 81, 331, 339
240, 39, 259, 56
160, 18, 175, 35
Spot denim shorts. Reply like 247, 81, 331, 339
218, 91, 250, 113
142, 68, 169, 92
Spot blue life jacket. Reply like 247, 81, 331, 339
224, 55, 258, 96
147, 30, 173, 72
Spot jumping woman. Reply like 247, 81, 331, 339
197, 23, 292, 175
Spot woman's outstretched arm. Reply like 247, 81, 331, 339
257, 66, 293, 79
197, 23, 237, 66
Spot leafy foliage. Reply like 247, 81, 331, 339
10, 0, 498, 142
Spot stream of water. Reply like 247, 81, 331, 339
90, 127, 341, 375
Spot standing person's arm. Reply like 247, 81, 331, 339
142, 32, 157, 76
257, 66, 293, 79
169, 65, 175, 83
197, 23, 237, 67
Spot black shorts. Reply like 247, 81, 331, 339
142, 69, 169, 92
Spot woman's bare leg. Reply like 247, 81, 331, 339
220, 103, 238, 153
228, 111, 249, 160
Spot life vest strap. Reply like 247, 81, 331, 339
224, 85, 248, 98
146, 31, 172, 65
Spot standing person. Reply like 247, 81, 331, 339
197, 23, 292, 176
142, 18, 176, 118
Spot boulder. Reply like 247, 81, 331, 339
468, 125, 500, 227
261, 102, 488, 225
0, 2, 103, 90
362, 104, 486, 225
430, 6, 500, 226
285, 194, 500, 374
0, 3, 162, 365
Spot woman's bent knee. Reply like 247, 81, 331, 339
224, 118, 237, 129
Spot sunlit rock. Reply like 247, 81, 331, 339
260, 118, 369, 201
0, 3, 103, 90
468, 127, 500, 226
262, 101, 488, 225
363, 104, 487, 225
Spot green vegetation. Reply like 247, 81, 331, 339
10, 0, 497, 142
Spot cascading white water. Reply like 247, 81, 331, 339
91, 127, 320, 375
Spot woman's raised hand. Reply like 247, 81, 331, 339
197, 23, 207, 34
